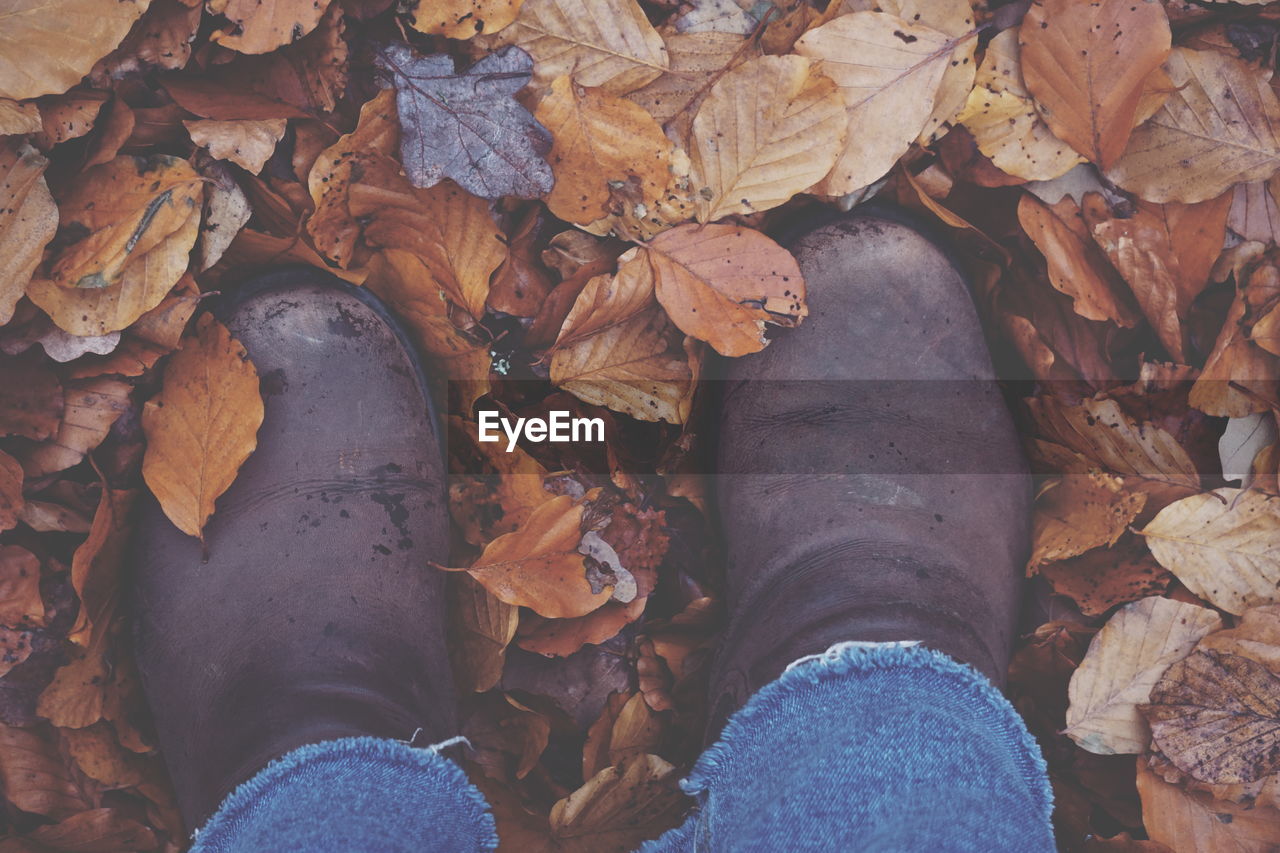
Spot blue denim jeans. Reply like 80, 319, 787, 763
191, 644, 1054, 852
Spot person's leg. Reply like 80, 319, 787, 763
647, 210, 1053, 851
130, 269, 493, 851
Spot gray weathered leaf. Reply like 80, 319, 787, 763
378, 43, 554, 200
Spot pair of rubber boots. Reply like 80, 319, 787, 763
131, 210, 1030, 825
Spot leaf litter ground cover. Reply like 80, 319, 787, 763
4, 0, 1280, 849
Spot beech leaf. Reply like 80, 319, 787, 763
378, 43, 554, 200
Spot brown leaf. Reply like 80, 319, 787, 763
582, 691, 663, 780
489, 207, 555, 316
517, 597, 646, 657
1018, 193, 1142, 326
550, 254, 696, 424
625, 31, 752, 134
1137, 756, 1280, 852
1039, 533, 1171, 617
1142, 488, 1280, 616
33, 89, 108, 148
1083, 192, 1231, 362
548, 754, 686, 852
27, 807, 159, 852
1028, 470, 1148, 573
463, 693, 551, 782
645, 223, 805, 357
0, 546, 46, 629
0, 451, 23, 533
1230, 178, 1280, 245
0, 724, 91, 818
21, 378, 132, 479
0, 141, 58, 326
67, 273, 200, 379
141, 314, 263, 539
480, 0, 669, 94
1066, 596, 1221, 755
1145, 649, 1280, 786
1019, 0, 1171, 169
208, 0, 332, 54
955, 30, 1084, 183
409, 0, 522, 38
536, 76, 673, 225
1190, 285, 1280, 417
0, 0, 151, 100
185, 118, 286, 174
38, 645, 108, 728
794, 11, 963, 196
61, 723, 146, 789
685, 54, 846, 222
448, 572, 518, 694
67, 487, 136, 649
445, 494, 613, 619
90, 0, 202, 82
0, 98, 41, 135
0, 361, 63, 441
1109, 48, 1280, 204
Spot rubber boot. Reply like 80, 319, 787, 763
130, 269, 454, 827
711, 210, 1031, 725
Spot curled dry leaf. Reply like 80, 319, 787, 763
1190, 284, 1280, 418
1230, 178, 1280, 245
686, 54, 846, 222
1065, 596, 1221, 755
536, 76, 673, 225
0, 724, 90, 818
1137, 759, 1280, 853
0, 452, 21, 533
448, 573, 519, 693
90, 0, 202, 82
548, 753, 686, 853
0, 546, 44, 628
645, 223, 806, 357
1145, 649, 1280, 786
0, 141, 57, 326
517, 597, 647, 657
198, 160, 252, 272
582, 691, 663, 780
141, 314, 264, 539
795, 11, 961, 197
409, 0, 522, 38
1017, 193, 1142, 327
625, 31, 751, 132
1027, 470, 1147, 573
378, 43, 554, 199
0, 98, 41, 135
34, 88, 108, 149
442, 494, 613, 619
0, 361, 63, 441
208, 0, 332, 54
1142, 488, 1280, 616
481, 0, 669, 94
1083, 191, 1231, 363
68, 487, 137, 648
1039, 533, 1171, 617
1019, 0, 1171, 170
0, 0, 151, 100
1109, 48, 1280, 204
21, 378, 132, 479
550, 253, 696, 425
184, 118, 287, 174
956, 29, 1083, 182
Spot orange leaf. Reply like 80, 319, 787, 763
141, 314, 264, 539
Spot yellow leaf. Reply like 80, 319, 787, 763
795, 11, 962, 196
645, 223, 805, 357
625, 31, 751, 133
1065, 596, 1221, 755
208, 0, 333, 54
1142, 488, 1280, 615
0, 140, 56, 326
481, 0, 669, 94
1109, 48, 1280, 203
686, 54, 846, 222
0, 0, 151, 100
141, 314, 264, 539
536, 76, 673, 225
185, 118, 287, 174
410, 0, 523, 38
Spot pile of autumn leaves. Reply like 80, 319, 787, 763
5, 0, 1280, 847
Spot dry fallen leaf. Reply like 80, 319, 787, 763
795, 11, 962, 196
449, 573, 519, 693
685, 54, 846, 222
1083, 191, 1231, 363
409, 0, 523, 38
20, 378, 132, 478
0, 724, 91, 818
956, 30, 1083, 183
208, 0, 332, 54
1019, 0, 1171, 170
551, 252, 695, 424
185, 118, 287, 174
443, 494, 614, 619
482, 0, 670, 94
0, 546, 44, 628
535, 76, 673, 225
1108, 48, 1280, 204
0, 140, 57, 326
141, 314, 264, 539
625, 31, 750, 131
1065, 596, 1221, 755
0, 98, 41, 135
645, 223, 806, 357
0, 454, 21, 533
1190, 283, 1280, 418
0, 0, 152, 100
1137, 759, 1280, 853
1142, 488, 1280, 616
548, 753, 686, 852
1039, 533, 1171, 617
1027, 470, 1147, 573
